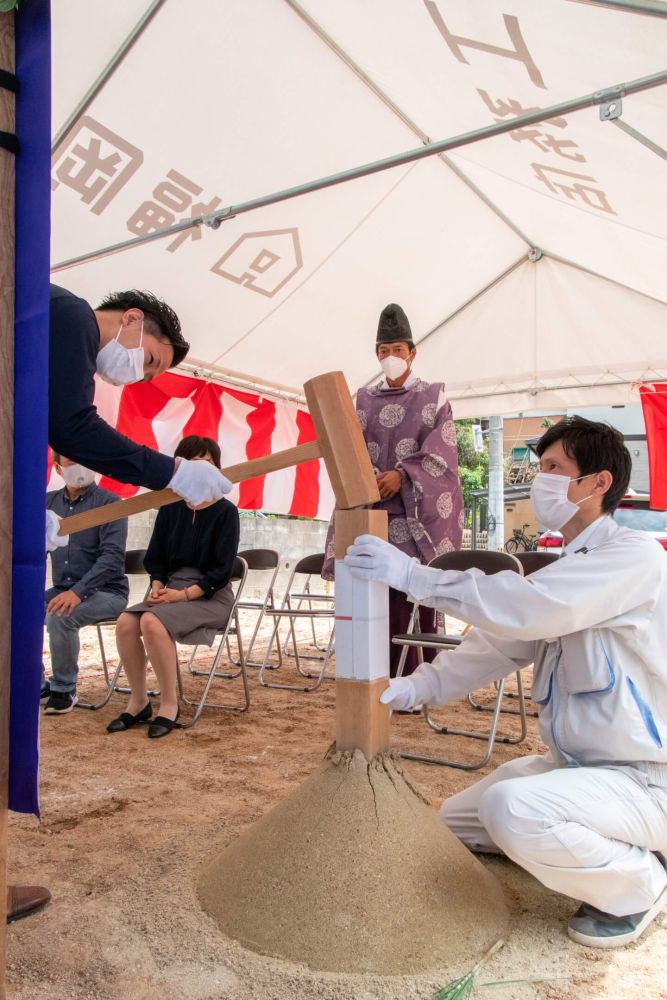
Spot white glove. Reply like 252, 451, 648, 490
380, 677, 417, 712
46, 510, 68, 552
344, 534, 416, 592
168, 458, 233, 507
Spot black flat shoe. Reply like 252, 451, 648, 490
147, 711, 181, 739
106, 702, 152, 733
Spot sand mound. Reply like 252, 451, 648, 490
198, 748, 508, 975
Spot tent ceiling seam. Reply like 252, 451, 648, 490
544, 251, 667, 307
282, 0, 533, 248
51, 0, 168, 155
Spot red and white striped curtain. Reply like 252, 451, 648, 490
47, 371, 335, 520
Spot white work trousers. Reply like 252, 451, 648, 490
441, 754, 667, 917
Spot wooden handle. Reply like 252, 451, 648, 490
58, 439, 322, 536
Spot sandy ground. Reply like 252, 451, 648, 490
6, 611, 667, 1000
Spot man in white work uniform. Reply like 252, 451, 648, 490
345, 415, 667, 949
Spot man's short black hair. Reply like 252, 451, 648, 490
174, 435, 221, 470
96, 290, 189, 368
535, 415, 632, 513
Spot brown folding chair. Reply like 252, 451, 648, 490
176, 556, 250, 727
77, 548, 154, 710
259, 552, 335, 692
394, 549, 528, 770
513, 550, 560, 575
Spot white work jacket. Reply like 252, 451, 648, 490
407, 516, 667, 785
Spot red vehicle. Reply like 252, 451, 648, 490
537, 493, 667, 554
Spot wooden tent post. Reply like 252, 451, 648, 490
0, 10, 15, 995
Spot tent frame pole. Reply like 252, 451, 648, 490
568, 0, 667, 16
51, 0, 167, 154
51, 67, 667, 273
448, 375, 667, 406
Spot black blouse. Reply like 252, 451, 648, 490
144, 498, 240, 599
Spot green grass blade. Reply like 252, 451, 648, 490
432, 940, 505, 1000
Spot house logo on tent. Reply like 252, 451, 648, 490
211, 228, 303, 298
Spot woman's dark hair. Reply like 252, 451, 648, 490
535, 416, 632, 513
174, 435, 221, 470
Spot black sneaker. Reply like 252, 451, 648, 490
40, 682, 51, 705
568, 886, 667, 948
43, 691, 78, 715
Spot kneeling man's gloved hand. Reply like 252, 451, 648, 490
45, 510, 68, 552
344, 534, 416, 593
380, 676, 418, 712
169, 458, 233, 508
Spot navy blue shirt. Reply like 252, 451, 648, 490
46, 484, 129, 600
145, 498, 239, 598
49, 284, 175, 490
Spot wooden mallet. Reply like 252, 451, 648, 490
59, 371, 381, 535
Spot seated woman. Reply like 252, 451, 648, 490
108, 435, 240, 739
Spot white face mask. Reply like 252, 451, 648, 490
60, 464, 96, 489
380, 355, 409, 380
530, 472, 596, 531
96, 322, 145, 386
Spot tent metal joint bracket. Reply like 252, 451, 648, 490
600, 96, 623, 120
528, 247, 543, 262
202, 208, 235, 229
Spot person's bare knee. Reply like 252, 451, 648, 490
116, 612, 140, 640
140, 612, 168, 640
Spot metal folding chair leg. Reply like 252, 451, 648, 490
399, 673, 528, 770
176, 631, 249, 728
281, 587, 334, 660
259, 614, 335, 692
468, 676, 539, 718
400, 677, 510, 771
243, 592, 283, 669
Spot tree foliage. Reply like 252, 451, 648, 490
456, 419, 488, 507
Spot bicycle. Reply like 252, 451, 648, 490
504, 524, 538, 553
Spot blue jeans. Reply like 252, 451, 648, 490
44, 588, 128, 694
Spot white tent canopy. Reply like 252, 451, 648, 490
51, 0, 667, 417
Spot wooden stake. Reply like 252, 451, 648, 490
333, 509, 390, 758
0, 10, 15, 993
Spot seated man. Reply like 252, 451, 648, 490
43, 453, 129, 714
345, 416, 667, 949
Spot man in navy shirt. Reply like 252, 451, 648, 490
47, 286, 233, 525
43, 453, 129, 714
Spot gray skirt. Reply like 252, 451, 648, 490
124, 567, 235, 646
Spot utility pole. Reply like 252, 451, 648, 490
487, 416, 504, 551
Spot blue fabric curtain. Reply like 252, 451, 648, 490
9, 0, 51, 815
